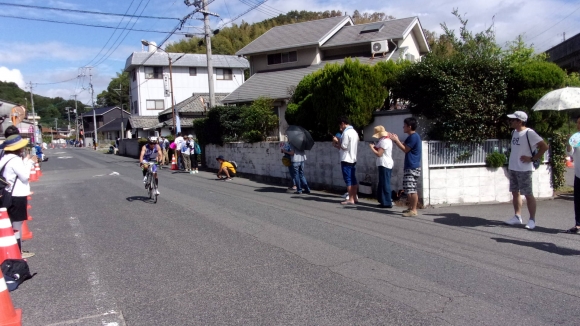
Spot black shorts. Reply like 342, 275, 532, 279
8, 196, 28, 223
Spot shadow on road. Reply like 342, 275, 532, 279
126, 196, 155, 204
555, 194, 573, 201
491, 237, 580, 256
430, 213, 562, 234
429, 213, 505, 228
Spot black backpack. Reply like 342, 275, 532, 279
1, 259, 33, 291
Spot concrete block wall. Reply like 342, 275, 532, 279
206, 141, 407, 194
205, 140, 554, 205
427, 165, 552, 205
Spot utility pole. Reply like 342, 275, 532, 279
73, 94, 79, 144
113, 83, 124, 139
193, 0, 219, 108
28, 82, 37, 142
89, 67, 98, 147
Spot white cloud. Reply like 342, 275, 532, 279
0, 67, 25, 88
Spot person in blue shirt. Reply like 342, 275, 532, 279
391, 117, 422, 217
34, 142, 44, 162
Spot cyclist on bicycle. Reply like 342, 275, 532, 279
139, 136, 162, 195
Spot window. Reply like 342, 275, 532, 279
146, 100, 164, 110
189, 67, 197, 76
267, 51, 297, 65
145, 66, 163, 79
216, 68, 232, 80
133, 100, 138, 114
132, 69, 136, 81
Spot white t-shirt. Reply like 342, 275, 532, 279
375, 137, 394, 168
340, 126, 359, 163
175, 136, 184, 150
0, 154, 31, 197
508, 128, 543, 172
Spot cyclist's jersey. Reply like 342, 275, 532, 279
143, 145, 159, 162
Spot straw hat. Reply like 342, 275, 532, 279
1, 134, 29, 151
372, 126, 389, 138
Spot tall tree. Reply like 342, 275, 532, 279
96, 70, 130, 108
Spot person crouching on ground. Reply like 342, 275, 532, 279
0, 134, 37, 258
216, 155, 236, 181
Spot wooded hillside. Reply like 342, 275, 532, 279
166, 10, 396, 54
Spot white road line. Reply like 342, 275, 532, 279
68, 216, 125, 326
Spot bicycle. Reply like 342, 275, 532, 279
143, 162, 159, 203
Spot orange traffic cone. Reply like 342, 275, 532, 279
35, 162, 42, 178
170, 154, 178, 170
566, 156, 574, 168
26, 205, 32, 221
29, 165, 37, 182
0, 208, 21, 261
26, 192, 33, 201
0, 275, 22, 326
20, 221, 32, 241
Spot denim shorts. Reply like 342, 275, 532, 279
341, 162, 358, 186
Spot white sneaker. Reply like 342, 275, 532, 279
505, 215, 523, 225
195, 170, 199, 174
525, 220, 536, 230
143, 176, 147, 183
155, 189, 160, 195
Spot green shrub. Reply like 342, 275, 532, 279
549, 133, 566, 189
485, 152, 507, 168
138, 137, 148, 149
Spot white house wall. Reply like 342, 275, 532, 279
130, 66, 245, 117
250, 47, 320, 74
397, 32, 421, 61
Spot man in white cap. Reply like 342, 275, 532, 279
504, 111, 549, 230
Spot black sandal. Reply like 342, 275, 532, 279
564, 227, 580, 234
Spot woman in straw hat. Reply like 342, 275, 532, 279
369, 126, 394, 208
0, 134, 37, 258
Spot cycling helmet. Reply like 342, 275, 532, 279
148, 136, 158, 144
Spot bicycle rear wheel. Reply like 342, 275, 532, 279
152, 178, 158, 203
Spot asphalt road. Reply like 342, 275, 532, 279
10, 147, 580, 326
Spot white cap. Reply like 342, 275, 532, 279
507, 111, 528, 122
188, 134, 193, 138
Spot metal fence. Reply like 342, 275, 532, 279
427, 139, 548, 168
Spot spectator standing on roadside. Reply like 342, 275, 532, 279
0, 134, 37, 258
174, 132, 185, 170
191, 137, 200, 174
503, 111, 548, 230
332, 116, 359, 205
566, 115, 580, 234
391, 117, 422, 217
369, 125, 393, 208
282, 143, 311, 194
281, 141, 296, 191
182, 135, 193, 172
0, 126, 21, 158
162, 137, 170, 166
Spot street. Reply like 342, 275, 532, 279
11, 147, 580, 326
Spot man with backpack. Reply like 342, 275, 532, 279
216, 155, 236, 181
504, 111, 549, 230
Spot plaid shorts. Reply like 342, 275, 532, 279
403, 168, 421, 194
508, 170, 533, 196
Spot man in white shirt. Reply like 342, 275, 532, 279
174, 132, 185, 170
332, 116, 359, 205
504, 111, 549, 230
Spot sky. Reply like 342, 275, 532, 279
0, 0, 579, 107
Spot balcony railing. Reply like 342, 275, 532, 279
427, 140, 548, 168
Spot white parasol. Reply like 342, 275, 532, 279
531, 87, 580, 111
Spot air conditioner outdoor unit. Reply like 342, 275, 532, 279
371, 40, 389, 54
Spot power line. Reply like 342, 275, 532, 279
34, 76, 80, 85
92, 0, 151, 67
245, 0, 283, 15
83, 0, 137, 68
221, 0, 271, 28
238, 0, 278, 18
0, 2, 179, 20
526, 4, 580, 42
0, 14, 188, 34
